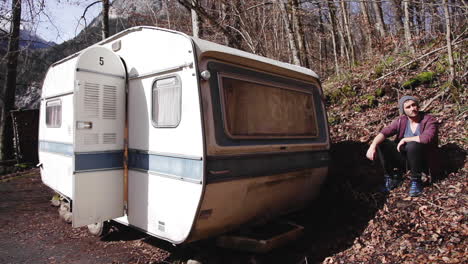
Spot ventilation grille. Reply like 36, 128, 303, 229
102, 85, 117, 120
103, 133, 117, 144
83, 134, 99, 145
84, 83, 99, 118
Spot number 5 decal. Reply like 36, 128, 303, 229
99, 57, 104, 66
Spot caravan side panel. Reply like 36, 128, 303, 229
39, 58, 78, 198
107, 29, 204, 244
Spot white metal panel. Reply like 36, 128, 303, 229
127, 170, 203, 243
74, 47, 126, 153
106, 29, 203, 158
39, 66, 74, 198
72, 46, 126, 227
41, 57, 78, 98
39, 153, 73, 198
72, 170, 124, 227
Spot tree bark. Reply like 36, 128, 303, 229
325, 0, 340, 74
336, 1, 349, 65
290, 0, 309, 67
0, 0, 21, 160
404, 0, 415, 53
101, 0, 109, 39
442, 0, 455, 81
372, 0, 386, 38
340, 0, 355, 66
275, 0, 301, 66
389, 0, 404, 34
359, 0, 373, 51
177, 0, 242, 49
191, 0, 201, 38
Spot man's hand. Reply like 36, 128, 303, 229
397, 138, 406, 152
366, 145, 377, 161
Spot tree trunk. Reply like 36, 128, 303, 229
275, 0, 301, 66
404, 0, 415, 53
340, 0, 355, 66
442, 0, 455, 81
0, 0, 21, 160
389, 0, 404, 34
101, 0, 109, 39
412, 2, 422, 36
359, 0, 373, 51
191, 0, 201, 38
431, 1, 442, 35
372, 0, 386, 38
325, 0, 339, 74
316, 2, 327, 74
336, 2, 349, 66
290, 0, 309, 67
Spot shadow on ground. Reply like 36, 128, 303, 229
158, 141, 388, 264
99, 141, 466, 264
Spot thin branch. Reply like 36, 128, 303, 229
375, 38, 467, 81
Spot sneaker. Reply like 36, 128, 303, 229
382, 174, 401, 192
409, 180, 423, 197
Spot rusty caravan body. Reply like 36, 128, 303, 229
38, 26, 330, 244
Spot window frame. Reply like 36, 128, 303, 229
45, 99, 62, 128
151, 74, 182, 128
218, 72, 319, 140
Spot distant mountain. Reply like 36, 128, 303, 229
19, 29, 56, 49
0, 28, 56, 51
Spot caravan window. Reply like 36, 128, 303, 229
46, 99, 62, 128
220, 75, 318, 139
152, 76, 181, 127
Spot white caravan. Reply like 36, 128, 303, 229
39, 26, 330, 244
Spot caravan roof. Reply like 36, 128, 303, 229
51, 26, 319, 82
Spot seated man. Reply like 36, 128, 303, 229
366, 96, 439, 197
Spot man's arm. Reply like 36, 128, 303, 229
366, 133, 386, 161
396, 135, 420, 152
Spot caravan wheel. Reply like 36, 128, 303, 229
58, 201, 72, 223
87, 221, 110, 236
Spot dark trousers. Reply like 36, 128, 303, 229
377, 140, 427, 180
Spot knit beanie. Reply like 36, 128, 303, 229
398, 96, 419, 115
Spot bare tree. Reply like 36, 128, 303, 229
102, 0, 110, 39
325, 0, 340, 74
290, 0, 310, 67
372, 0, 386, 38
191, 0, 201, 38
340, 0, 355, 66
177, 0, 243, 49
403, 0, 415, 53
0, 0, 21, 160
442, 0, 455, 81
389, 0, 404, 34
275, 0, 301, 66
359, 0, 373, 51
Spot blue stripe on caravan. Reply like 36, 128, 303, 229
39, 141, 73, 156
128, 150, 203, 182
74, 151, 124, 172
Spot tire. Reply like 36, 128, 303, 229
58, 201, 72, 223
87, 221, 110, 236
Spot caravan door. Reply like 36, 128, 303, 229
72, 46, 126, 228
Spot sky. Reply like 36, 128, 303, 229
36, 0, 101, 43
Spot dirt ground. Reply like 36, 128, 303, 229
0, 167, 380, 264
0, 162, 466, 264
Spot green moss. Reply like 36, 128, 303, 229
402, 71, 436, 89
353, 105, 363, 112
374, 64, 384, 78
364, 95, 378, 107
375, 88, 385, 97
328, 115, 341, 125
373, 56, 395, 78
435, 62, 447, 74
